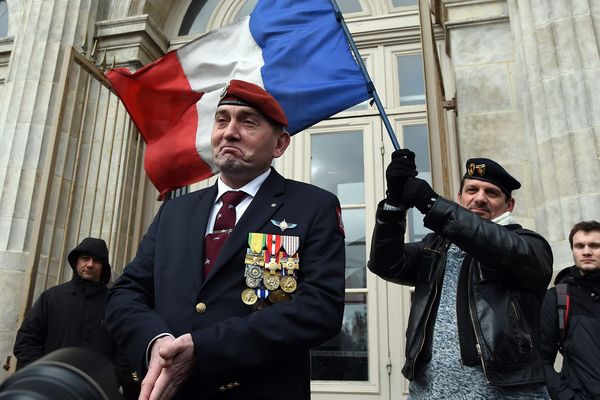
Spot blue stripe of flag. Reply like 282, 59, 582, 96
250, 0, 371, 134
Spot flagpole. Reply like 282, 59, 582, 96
329, 0, 401, 150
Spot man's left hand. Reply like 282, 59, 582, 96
402, 177, 438, 214
146, 334, 196, 400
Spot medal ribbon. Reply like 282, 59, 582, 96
281, 235, 299, 257
248, 233, 266, 254
265, 234, 282, 266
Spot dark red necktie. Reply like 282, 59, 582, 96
203, 191, 247, 278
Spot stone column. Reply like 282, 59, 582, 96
444, 1, 538, 227
0, 0, 97, 379
507, 0, 600, 266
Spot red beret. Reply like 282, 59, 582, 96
218, 80, 288, 127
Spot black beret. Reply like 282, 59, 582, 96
218, 79, 288, 127
463, 158, 521, 197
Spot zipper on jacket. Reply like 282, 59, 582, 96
510, 301, 533, 349
467, 266, 491, 384
475, 343, 489, 381
408, 242, 448, 378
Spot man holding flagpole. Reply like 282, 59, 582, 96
106, 80, 346, 400
368, 150, 552, 399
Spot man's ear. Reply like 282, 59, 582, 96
273, 130, 291, 158
506, 197, 515, 212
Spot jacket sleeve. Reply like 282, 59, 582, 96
13, 295, 47, 368
105, 203, 174, 373
367, 200, 429, 286
423, 197, 553, 291
540, 288, 576, 400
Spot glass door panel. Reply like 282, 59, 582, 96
309, 130, 370, 383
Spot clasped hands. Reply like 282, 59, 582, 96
385, 149, 438, 214
139, 334, 195, 400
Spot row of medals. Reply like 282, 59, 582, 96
241, 233, 299, 310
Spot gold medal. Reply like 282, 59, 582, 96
280, 275, 297, 293
263, 272, 280, 290
279, 255, 299, 274
241, 288, 258, 305
265, 260, 280, 274
268, 289, 290, 303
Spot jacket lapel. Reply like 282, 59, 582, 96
203, 169, 285, 284
190, 184, 218, 289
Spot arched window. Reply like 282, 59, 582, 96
234, 0, 257, 22
0, 0, 9, 38
178, 0, 220, 36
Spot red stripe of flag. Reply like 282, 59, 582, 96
107, 52, 213, 198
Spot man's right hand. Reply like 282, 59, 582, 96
139, 334, 196, 400
140, 336, 173, 400
386, 149, 417, 207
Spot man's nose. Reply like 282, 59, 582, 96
582, 245, 592, 255
223, 120, 240, 139
473, 189, 487, 203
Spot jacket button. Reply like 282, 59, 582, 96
195, 302, 207, 313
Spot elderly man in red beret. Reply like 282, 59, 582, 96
106, 80, 346, 400
369, 150, 553, 399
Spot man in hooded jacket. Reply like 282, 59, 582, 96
13, 237, 139, 399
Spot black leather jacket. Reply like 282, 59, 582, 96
368, 197, 553, 387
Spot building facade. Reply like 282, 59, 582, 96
0, 0, 598, 398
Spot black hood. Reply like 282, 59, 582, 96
554, 265, 600, 286
67, 237, 111, 285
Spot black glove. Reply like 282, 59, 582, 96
385, 149, 417, 206
402, 177, 438, 214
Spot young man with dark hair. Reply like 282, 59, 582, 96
541, 220, 600, 399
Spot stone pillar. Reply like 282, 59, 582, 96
507, 0, 600, 266
0, 0, 97, 379
444, 1, 538, 228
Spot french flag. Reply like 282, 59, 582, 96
107, 0, 371, 197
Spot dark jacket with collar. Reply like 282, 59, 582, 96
13, 259, 113, 368
540, 266, 600, 399
368, 197, 553, 387
106, 168, 346, 400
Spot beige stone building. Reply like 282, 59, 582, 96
0, 0, 598, 398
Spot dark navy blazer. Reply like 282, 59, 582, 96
106, 169, 346, 399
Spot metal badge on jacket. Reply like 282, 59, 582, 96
242, 232, 300, 311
